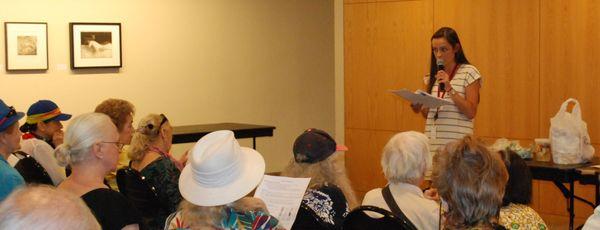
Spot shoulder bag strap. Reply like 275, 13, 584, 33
382, 185, 418, 230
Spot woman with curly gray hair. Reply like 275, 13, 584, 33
433, 135, 508, 229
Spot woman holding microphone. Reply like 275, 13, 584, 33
411, 27, 482, 155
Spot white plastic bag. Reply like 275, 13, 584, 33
550, 98, 595, 164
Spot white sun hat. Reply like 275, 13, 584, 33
179, 130, 265, 206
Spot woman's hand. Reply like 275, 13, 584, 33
423, 188, 440, 201
410, 103, 423, 113
436, 70, 451, 91
52, 130, 64, 147
179, 149, 190, 166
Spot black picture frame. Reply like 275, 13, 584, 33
69, 22, 122, 69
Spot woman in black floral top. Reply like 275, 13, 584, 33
281, 128, 358, 230
129, 114, 185, 230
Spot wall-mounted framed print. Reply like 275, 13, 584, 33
70, 22, 122, 69
4, 22, 48, 71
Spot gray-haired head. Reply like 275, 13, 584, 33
0, 185, 101, 230
381, 131, 430, 185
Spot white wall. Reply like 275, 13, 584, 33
0, 0, 335, 172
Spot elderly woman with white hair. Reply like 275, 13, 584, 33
0, 185, 101, 230
55, 113, 143, 230
362, 131, 439, 229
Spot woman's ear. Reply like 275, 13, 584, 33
0, 132, 7, 145
91, 142, 103, 159
159, 126, 167, 139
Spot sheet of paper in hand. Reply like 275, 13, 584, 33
390, 89, 452, 108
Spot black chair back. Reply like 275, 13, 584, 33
12, 151, 53, 185
116, 167, 163, 225
343, 205, 415, 230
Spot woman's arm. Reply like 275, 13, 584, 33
448, 79, 481, 119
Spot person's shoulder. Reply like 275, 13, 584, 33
0, 162, 24, 183
82, 188, 127, 202
459, 64, 481, 75
362, 187, 384, 205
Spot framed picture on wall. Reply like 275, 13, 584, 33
4, 22, 48, 71
70, 22, 122, 69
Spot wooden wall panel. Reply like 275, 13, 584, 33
540, 0, 600, 144
433, 0, 540, 139
345, 0, 432, 131
345, 128, 395, 194
537, 180, 595, 217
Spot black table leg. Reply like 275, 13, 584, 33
596, 173, 600, 206
570, 180, 575, 230
253, 137, 256, 149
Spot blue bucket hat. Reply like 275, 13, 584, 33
0, 99, 25, 133
20, 100, 72, 133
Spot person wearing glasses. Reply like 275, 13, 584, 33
16, 100, 71, 186
0, 99, 26, 202
128, 113, 182, 229
56, 113, 143, 230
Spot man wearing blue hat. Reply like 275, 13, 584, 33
0, 99, 26, 201
17, 100, 71, 185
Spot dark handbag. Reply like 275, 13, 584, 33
12, 151, 53, 185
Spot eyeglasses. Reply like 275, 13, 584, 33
0, 106, 17, 126
102, 141, 124, 150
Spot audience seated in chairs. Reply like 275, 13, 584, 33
362, 131, 439, 229
0, 99, 26, 202
433, 135, 508, 229
165, 130, 282, 230
13, 100, 70, 186
497, 149, 547, 229
126, 113, 182, 229
280, 128, 358, 230
0, 185, 101, 230
55, 113, 143, 230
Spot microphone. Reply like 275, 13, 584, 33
436, 59, 445, 91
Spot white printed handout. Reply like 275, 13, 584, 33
254, 175, 311, 230
390, 88, 452, 108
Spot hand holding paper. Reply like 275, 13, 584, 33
390, 88, 452, 109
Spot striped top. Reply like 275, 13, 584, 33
424, 64, 482, 154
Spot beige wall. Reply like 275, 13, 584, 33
0, 0, 336, 172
